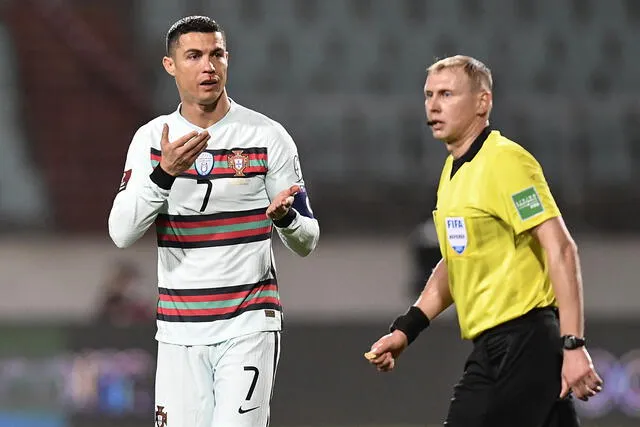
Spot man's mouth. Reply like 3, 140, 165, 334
200, 79, 219, 86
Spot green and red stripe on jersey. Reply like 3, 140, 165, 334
150, 147, 268, 179
156, 207, 272, 248
157, 278, 281, 322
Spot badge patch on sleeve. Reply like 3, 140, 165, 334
118, 169, 132, 193
512, 186, 544, 220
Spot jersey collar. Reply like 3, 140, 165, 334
450, 126, 491, 178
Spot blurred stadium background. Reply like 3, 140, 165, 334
0, 0, 638, 426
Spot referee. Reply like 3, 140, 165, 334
366, 55, 602, 427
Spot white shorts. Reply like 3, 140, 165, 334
155, 331, 281, 427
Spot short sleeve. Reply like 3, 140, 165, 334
490, 147, 560, 235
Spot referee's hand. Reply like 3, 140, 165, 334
560, 347, 603, 401
364, 330, 408, 372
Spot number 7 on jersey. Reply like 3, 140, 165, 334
197, 179, 213, 212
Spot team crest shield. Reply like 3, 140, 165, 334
227, 150, 249, 176
155, 405, 167, 427
195, 152, 214, 176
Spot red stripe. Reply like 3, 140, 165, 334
159, 284, 277, 302
151, 154, 161, 161
214, 166, 268, 174
213, 153, 267, 161
157, 214, 267, 229
158, 226, 271, 242
157, 297, 280, 316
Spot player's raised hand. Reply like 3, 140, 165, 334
267, 185, 300, 221
364, 330, 409, 372
159, 123, 210, 176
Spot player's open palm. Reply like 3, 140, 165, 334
560, 347, 603, 401
267, 185, 300, 220
365, 330, 409, 372
159, 123, 210, 176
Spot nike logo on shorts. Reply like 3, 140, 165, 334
238, 406, 259, 414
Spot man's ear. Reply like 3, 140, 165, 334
477, 90, 492, 116
163, 56, 175, 77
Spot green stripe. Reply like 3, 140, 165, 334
213, 160, 266, 168
158, 290, 279, 310
151, 159, 159, 167
158, 219, 271, 236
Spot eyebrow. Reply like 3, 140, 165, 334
183, 47, 225, 55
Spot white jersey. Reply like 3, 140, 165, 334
108, 100, 319, 345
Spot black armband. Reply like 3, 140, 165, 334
390, 306, 430, 345
272, 208, 297, 228
150, 165, 176, 190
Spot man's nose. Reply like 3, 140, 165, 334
427, 97, 440, 112
205, 60, 215, 72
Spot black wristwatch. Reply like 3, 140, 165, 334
562, 335, 586, 350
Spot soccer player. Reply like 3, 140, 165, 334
108, 16, 319, 427
365, 55, 602, 426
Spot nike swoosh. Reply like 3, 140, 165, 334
238, 406, 260, 414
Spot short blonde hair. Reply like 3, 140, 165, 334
427, 55, 493, 92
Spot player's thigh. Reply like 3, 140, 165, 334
212, 331, 281, 427
155, 342, 215, 427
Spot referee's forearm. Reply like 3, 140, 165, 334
548, 241, 584, 337
415, 259, 453, 321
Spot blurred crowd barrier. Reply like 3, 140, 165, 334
0, 235, 637, 322
0, 320, 637, 427
0, 0, 638, 233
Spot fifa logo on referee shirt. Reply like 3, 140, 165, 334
228, 150, 249, 176
155, 405, 168, 427
445, 217, 467, 254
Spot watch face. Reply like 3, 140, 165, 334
563, 335, 585, 349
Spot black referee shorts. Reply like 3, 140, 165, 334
444, 307, 580, 427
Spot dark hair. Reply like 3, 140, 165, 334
166, 16, 225, 56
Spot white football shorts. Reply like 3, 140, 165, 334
154, 331, 281, 427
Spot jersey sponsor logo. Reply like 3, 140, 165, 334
118, 169, 132, 193
228, 150, 250, 176
512, 186, 544, 220
194, 152, 214, 176
155, 405, 167, 427
238, 405, 260, 414
445, 217, 467, 254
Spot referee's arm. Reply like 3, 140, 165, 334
414, 259, 453, 321
531, 217, 583, 338
532, 216, 603, 401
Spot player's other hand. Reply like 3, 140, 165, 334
159, 123, 210, 176
560, 347, 603, 401
364, 330, 409, 372
267, 185, 300, 221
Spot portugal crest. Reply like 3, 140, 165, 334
228, 150, 249, 176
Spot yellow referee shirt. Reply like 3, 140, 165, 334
433, 128, 561, 339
